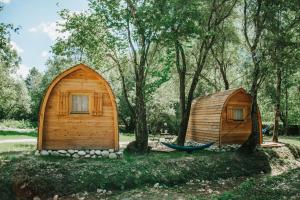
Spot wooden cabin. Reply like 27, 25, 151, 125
38, 64, 119, 150
186, 88, 262, 146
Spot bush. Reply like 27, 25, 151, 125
0, 119, 36, 129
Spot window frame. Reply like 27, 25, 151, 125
68, 91, 93, 116
227, 105, 247, 122
70, 94, 90, 114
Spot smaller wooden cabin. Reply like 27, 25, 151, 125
38, 64, 119, 150
186, 88, 262, 146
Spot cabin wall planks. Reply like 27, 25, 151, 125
38, 64, 119, 150
186, 88, 262, 146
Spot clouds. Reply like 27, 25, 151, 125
41, 50, 50, 58
29, 21, 70, 41
10, 41, 24, 54
0, 0, 11, 4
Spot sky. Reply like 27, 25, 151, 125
0, 0, 89, 78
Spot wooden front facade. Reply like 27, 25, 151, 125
186, 88, 262, 146
38, 64, 119, 150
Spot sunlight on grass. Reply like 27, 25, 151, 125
263, 135, 300, 147
0, 143, 36, 153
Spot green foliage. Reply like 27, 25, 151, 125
0, 119, 36, 129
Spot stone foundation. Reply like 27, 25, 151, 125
35, 149, 123, 159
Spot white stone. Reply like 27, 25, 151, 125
91, 155, 96, 158
51, 151, 59, 156
85, 150, 90, 153
109, 153, 117, 159
33, 196, 41, 200
74, 150, 78, 152
66, 153, 71, 157
53, 194, 59, 200
102, 150, 109, 157
98, 155, 102, 158
58, 150, 67, 154
34, 150, 40, 156
85, 155, 91, 158
107, 190, 112, 195
95, 150, 101, 155
108, 149, 114, 153
90, 150, 95, 155
154, 183, 159, 188
40, 150, 49, 156
68, 150, 75, 154
78, 151, 86, 156
72, 154, 80, 158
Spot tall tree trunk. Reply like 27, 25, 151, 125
284, 85, 288, 135
135, 73, 148, 152
273, 65, 281, 142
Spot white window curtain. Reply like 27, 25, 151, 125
72, 95, 89, 113
233, 108, 243, 120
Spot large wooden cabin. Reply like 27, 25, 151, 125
186, 88, 262, 146
38, 64, 119, 150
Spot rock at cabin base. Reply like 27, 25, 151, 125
78, 151, 86, 156
90, 150, 95, 155
40, 150, 49, 156
72, 154, 80, 158
102, 150, 109, 157
95, 150, 101, 155
108, 149, 114, 153
109, 153, 117, 159
34, 150, 40, 156
58, 150, 67, 154
67, 150, 75, 154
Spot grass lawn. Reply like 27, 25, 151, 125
0, 129, 299, 200
263, 135, 300, 147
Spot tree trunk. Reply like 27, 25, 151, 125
240, 93, 260, 153
284, 85, 288, 135
220, 66, 229, 90
272, 65, 281, 142
134, 74, 148, 152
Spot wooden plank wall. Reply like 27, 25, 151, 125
220, 91, 252, 144
186, 90, 236, 145
43, 69, 116, 150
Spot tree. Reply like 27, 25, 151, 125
239, 0, 270, 153
25, 67, 43, 121
158, 0, 237, 145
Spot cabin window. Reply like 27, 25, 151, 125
71, 95, 89, 114
227, 106, 246, 121
232, 108, 244, 121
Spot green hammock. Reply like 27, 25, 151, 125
161, 141, 214, 153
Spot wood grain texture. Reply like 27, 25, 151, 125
186, 88, 262, 146
38, 64, 119, 150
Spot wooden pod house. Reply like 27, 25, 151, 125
38, 64, 119, 150
186, 88, 262, 146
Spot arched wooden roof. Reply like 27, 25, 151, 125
191, 88, 249, 116
37, 63, 119, 150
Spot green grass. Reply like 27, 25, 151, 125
264, 135, 300, 147
0, 130, 37, 138
217, 167, 300, 200
120, 133, 135, 142
0, 149, 273, 200
0, 143, 36, 153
